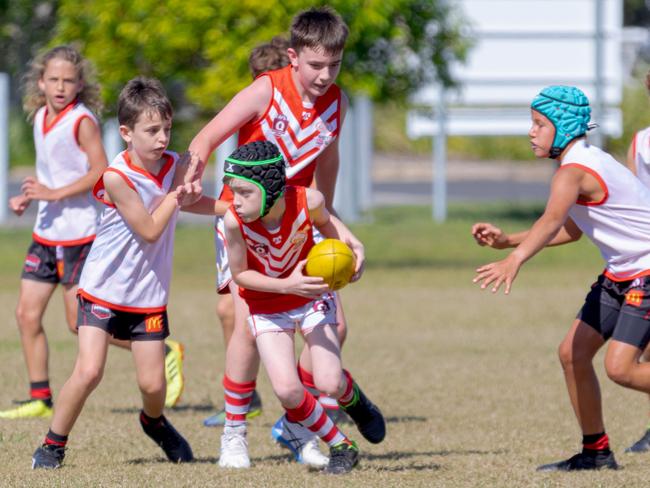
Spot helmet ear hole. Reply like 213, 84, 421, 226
531, 86, 591, 158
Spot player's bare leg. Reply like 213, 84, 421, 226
626, 345, 650, 452
537, 319, 617, 471
0, 280, 57, 419
558, 319, 605, 435
134, 339, 193, 462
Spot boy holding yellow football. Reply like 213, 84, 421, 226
221, 140, 385, 474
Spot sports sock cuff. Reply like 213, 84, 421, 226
285, 389, 316, 423
223, 375, 256, 394
30, 380, 52, 400
338, 369, 355, 405
583, 432, 609, 451
297, 364, 316, 389
45, 429, 68, 447
140, 410, 164, 427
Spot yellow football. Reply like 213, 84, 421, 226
305, 239, 356, 291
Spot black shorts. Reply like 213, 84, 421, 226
77, 296, 170, 341
21, 241, 92, 285
578, 274, 650, 349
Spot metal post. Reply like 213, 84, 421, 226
354, 94, 373, 212
433, 86, 447, 222
102, 118, 123, 162
0, 73, 9, 224
334, 103, 359, 222
215, 133, 237, 197
592, 0, 605, 147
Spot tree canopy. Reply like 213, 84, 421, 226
52, 0, 469, 114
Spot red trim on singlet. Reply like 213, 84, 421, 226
32, 232, 95, 247
73, 114, 95, 149
123, 151, 174, 189
632, 131, 639, 167
603, 268, 650, 282
42, 100, 78, 135
93, 168, 137, 207
560, 163, 609, 206
78, 289, 167, 314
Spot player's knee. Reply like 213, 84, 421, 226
75, 363, 104, 390
314, 371, 343, 398
138, 376, 165, 397
217, 297, 234, 325
604, 357, 633, 387
15, 305, 41, 331
273, 382, 304, 408
557, 339, 591, 369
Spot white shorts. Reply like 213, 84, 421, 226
248, 293, 337, 337
215, 218, 326, 294
215, 216, 232, 293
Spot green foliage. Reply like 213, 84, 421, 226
607, 67, 650, 159
53, 0, 469, 113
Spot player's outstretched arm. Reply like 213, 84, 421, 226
307, 188, 364, 281
103, 171, 180, 243
473, 166, 582, 294
22, 118, 108, 201
224, 210, 329, 298
188, 77, 272, 178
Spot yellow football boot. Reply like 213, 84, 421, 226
0, 399, 52, 419
164, 340, 185, 408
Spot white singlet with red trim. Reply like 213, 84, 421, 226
632, 126, 650, 188
32, 102, 98, 246
77, 150, 178, 313
562, 139, 650, 281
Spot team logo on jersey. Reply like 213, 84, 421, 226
302, 112, 312, 121
272, 236, 283, 245
24, 254, 41, 272
315, 134, 333, 147
272, 114, 289, 134
145, 314, 164, 333
90, 304, 112, 320
313, 294, 333, 313
625, 289, 644, 307
290, 231, 307, 248
253, 243, 269, 257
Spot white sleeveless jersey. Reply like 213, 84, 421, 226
32, 102, 98, 246
632, 127, 650, 188
78, 151, 178, 312
563, 139, 650, 281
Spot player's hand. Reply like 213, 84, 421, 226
21, 177, 58, 201
282, 259, 330, 299
471, 222, 508, 249
472, 254, 522, 294
346, 237, 365, 282
9, 194, 31, 216
175, 180, 203, 207
173, 151, 202, 188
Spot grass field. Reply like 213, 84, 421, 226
1, 204, 650, 487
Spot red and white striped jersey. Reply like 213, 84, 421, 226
231, 186, 315, 314
631, 126, 650, 188
561, 139, 650, 281
32, 101, 98, 246
78, 150, 178, 313
220, 65, 341, 202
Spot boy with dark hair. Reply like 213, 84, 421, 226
473, 85, 650, 471
190, 6, 382, 469
31, 77, 199, 469
222, 140, 384, 474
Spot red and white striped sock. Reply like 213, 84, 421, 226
285, 389, 348, 447
298, 363, 342, 413
338, 369, 356, 406
223, 375, 256, 429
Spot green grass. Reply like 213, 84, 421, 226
0, 205, 646, 487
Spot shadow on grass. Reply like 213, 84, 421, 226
110, 403, 214, 414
